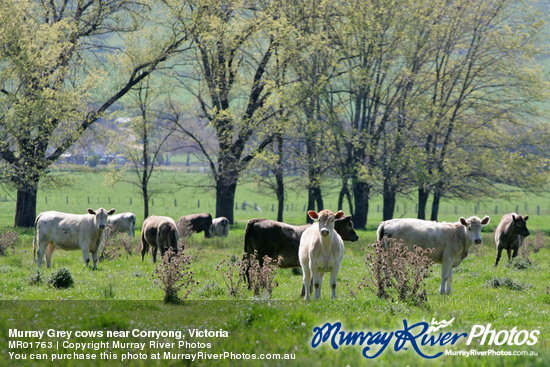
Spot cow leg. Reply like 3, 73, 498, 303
512, 246, 519, 259
45, 243, 55, 268
330, 270, 338, 300
140, 233, 148, 261
302, 267, 312, 301
91, 251, 99, 270
445, 268, 453, 295
36, 241, 47, 267
152, 246, 158, 263
506, 249, 512, 261
495, 245, 504, 267
440, 260, 453, 295
81, 243, 91, 268
313, 272, 324, 300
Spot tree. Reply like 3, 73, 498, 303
412, 0, 548, 220
0, 0, 192, 226
169, 1, 298, 224
111, 78, 176, 220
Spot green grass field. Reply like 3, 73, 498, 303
0, 168, 548, 366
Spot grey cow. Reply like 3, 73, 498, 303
34, 208, 116, 269
494, 213, 530, 267
141, 216, 180, 262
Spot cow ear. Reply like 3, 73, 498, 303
308, 210, 318, 220
481, 216, 490, 225
524, 216, 529, 221
335, 210, 345, 219
108, 208, 116, 215
459, 217, 468, 226
512, 214, 517, 222
87, 208, 96, 215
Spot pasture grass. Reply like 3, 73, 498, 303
0, 225, 549, 366
0, 168, 549, 365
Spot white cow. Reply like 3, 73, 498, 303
33, 208, 116, 270
376, 216, 490, 295
107, 212, 136, 237
299, 210, 345, 301
211, 217, 229, 237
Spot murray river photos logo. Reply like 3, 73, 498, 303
310, 318, 540, 359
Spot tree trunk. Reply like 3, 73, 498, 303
431, 190, 442, 221
15, 184, 38, 228
142, 186, 149, 220
417, 186, 430, 220
274, 133, 285, 222
383, 180, 396, 221
216, 178, 237, 225
352, 180, 369, 230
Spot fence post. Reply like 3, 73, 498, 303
454, 205, 457, 215
174, 199, 177, 207
152, 198, 154, 206
130, 197, 132, 205
537, 206, 540, 215
198, 200, 200, 208
66, 196, 69, 204
515, 205, 519, 213
45, 197, 48, 204
87, 196, 90, 205
272, 204, 274, 212
495, 205, 498, 214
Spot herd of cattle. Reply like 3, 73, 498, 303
32, 207, 532, 298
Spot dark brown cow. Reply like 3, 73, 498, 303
243, 216, 359, 294
141, 216, 179, 262
177, 213, 213, 238
494, 213, 530, 267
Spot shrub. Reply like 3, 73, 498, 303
0, 228, 18, 256
99, 226, 135, 262
48, 268, 74, 289
505, 256, 532, 270
153, 248, 197, 304
485, 277, 529, 291
244, 252, 279, 299
28, 270, 44, 286
358, 239, 434, 306
216, 252, 279, 299
520, 232, 546, 263
216, 255, 248, 299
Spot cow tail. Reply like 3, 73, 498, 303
376, 223, 385, 242
33, 214, 41, 261
243, 220, 254, 259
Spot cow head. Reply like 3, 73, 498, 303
512, 214, 530, 237
88, 208, 116, 230
308, 209, 345, 238
459, 215, 490, 244
334, 215, 359, 242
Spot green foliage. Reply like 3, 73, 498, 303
48, 267, 74, 289
0, 228, 17, 256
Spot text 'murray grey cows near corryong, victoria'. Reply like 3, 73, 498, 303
377, 216, 490, 295
494, 213, 530, 267
299, 210, 346, 301
33, 208, 116, 270
141, 216, 180, 263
